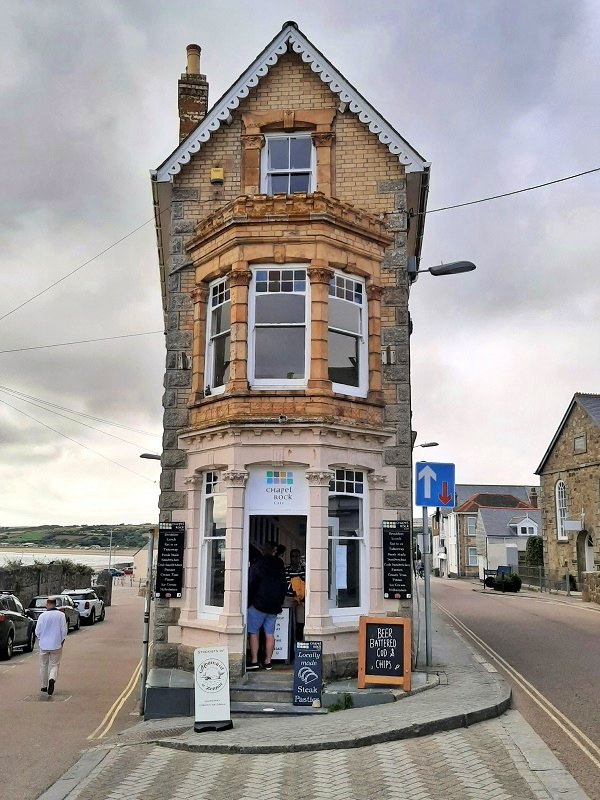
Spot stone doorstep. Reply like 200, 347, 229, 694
144, 667, 435, 720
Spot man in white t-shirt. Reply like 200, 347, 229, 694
35, 597, 68, 696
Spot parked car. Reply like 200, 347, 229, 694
122, 567, 133, 575
62, 589, 105, 625
27, 594, 80, 632
0, 592, 36, 659
107, 568, 124, 577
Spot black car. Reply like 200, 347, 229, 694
27, 594, 80, 632
0, 592, 36, 660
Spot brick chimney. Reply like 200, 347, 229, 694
178, 44, 208, 143
528, 487, 538, 508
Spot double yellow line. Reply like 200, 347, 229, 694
435, 601, 600, 771
87, 643, 152, 741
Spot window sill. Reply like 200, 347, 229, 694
331, 382, 368, 399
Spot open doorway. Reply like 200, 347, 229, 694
247, 515, 306, 667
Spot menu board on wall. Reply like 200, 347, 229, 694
357, 616, 411, 690
382, 520, 412, 600
155, 522, 185, 599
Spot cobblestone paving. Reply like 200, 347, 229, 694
70, 716, 559, 800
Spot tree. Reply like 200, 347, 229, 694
525, 536, 543, 568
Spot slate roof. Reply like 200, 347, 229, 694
535, 393, 600, 474
478, 508, 541, 538
454, 484, 534, 507
456, 493, 535, 513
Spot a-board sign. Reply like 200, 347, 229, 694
272, 608, 292, 661
193, 646, 233, 732
358, 616, 411, 690
155, 522, 185, 599
382, 520, 412, 600
292, 640, 322, 707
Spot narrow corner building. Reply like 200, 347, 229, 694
150, 21, 430, 680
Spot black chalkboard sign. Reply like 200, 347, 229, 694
155, 522, 185, 599
358, 616, 411, 689
292, 640, 322, 707
382, 520, 412, 600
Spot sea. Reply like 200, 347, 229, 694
0, 548, 134, 570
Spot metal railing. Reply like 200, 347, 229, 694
516, 566, 578, 595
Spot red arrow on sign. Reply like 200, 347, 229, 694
438, 481, 452, 505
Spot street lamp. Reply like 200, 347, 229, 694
414, 441, 439, 448
140, 453, 161, 460
410, 258, 476, 667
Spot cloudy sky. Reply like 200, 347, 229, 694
0, 0, 598, 525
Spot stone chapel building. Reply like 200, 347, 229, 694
150, 22, 430, 678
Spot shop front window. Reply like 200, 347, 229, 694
201, 472, 226, 609
328, 469, 365, 614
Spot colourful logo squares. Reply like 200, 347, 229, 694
266, 470, 294, 485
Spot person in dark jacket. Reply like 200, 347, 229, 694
247, 541, 288, 670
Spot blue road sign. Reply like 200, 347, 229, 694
415, 462, 455, 508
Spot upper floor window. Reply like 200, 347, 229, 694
248, 266, 309, 388
466, 516, 476, 536
574, 435, 587, 454
555, 480, 568, 541
328, 273, 367, 397
261, 134, 314, 195
205, 277, 230, 394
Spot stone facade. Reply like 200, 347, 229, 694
150, 24, 428, 676
537, 396, 600, 590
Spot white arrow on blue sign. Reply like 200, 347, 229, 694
415, 462, 455, 508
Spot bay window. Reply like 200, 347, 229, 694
328, 273, 367, 397
249, 266, 308, 387
205, 277, 230, 394
200, 471, 226, 610
328, 469, 365, 614
261, 134, 314, 195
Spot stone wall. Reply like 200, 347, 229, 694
581, 571, 600, 604
539, 402, 600, 579
0, 564, 94, 608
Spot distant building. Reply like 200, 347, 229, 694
434, 484, 539, 578
475, 508, 541, 578
536, 393, 600, 590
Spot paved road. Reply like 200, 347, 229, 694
56, 712, 588, 800
431, 578, 600, 800
0, 583, 144, 800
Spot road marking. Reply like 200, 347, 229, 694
435, 600, 600, 770
87, 644, 152, 741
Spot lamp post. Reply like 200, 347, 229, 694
410, 258, 476, 667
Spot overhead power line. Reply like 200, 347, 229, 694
0, 166, 597, 327
0, 385, 161, 438
0, 396, 157, 484
423, 167, 600, 215
0, 330, 164, 355
0, 387, 154, 450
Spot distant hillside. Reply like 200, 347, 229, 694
0, 523, 154, 550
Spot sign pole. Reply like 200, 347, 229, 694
422, 505, 433, 667
139, 529, 155, 715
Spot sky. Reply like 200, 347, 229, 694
0, 0, 598, 525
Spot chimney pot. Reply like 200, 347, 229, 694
186, 44, 201, 75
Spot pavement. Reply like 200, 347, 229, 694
38, 606, 591, 800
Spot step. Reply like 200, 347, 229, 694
231, 701, 327, 716
243, 670, 293, 685
230, 683, 293, 704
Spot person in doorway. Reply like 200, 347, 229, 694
286, 549, 306, 641
35, 596, 68, 696
247, 541, 287, 671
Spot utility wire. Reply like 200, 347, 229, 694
0, 396, 157, 484
422, 167, 600, 215
0, 385, 161, 438
0, 167, 598, 327
0, 387, 154, 450
0, 330, 163, 355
